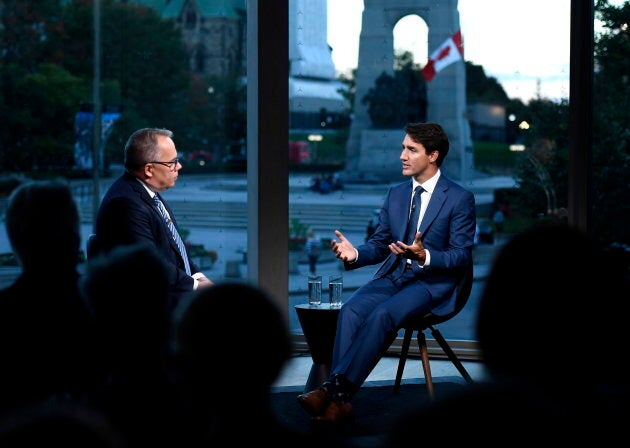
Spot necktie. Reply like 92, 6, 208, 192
153, 195, 192, 275
404, 186, 424, 244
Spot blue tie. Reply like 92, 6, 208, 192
404, 186, 424, 244
153, 195, 191, 275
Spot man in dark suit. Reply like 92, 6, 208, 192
95, 128, 213, 311
297, 122, 476, 424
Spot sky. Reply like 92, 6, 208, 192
326, 0, 612, 103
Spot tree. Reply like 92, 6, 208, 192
510, 0, 629, 248
361, 51, 426, 128
0, 0, 194, 172
338, 68, 356, 117
0, 62, 87, 171
465, 61, 509, 105
0, 0, 65, 71
58, 1, 192, 164
358, 54, 510, 130
592, 0, 630, 246
170, 73, 246, 167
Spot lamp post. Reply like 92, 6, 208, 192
91, 0, 102, 233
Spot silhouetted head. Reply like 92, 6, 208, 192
5, 180, 80, 270
477, 222, 625, 386
171, 282, 291, 399
81, 243, 171, 365
0, 401, 123, 447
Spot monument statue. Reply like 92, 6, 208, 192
344, 0, 474, 184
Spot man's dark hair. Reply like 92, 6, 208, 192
404, 122, 449, 167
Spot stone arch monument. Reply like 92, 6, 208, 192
344, 0, 473, 184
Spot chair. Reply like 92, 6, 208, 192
393, 263, 475, 400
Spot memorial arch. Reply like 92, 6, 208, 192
345, 0, 473, 183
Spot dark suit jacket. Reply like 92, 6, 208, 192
95, 172, 200, 307
345, 174, 476, 316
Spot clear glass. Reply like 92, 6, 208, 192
0, 1, 248, 292
328, 274, 343, 307
308, 275, 323, 306
287, 0, 575, 346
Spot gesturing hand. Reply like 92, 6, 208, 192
388, 231, 426, 263
331, 229, 357, 262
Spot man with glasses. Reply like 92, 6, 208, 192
95, 128, 213, 311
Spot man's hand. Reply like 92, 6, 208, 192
389, 231, 426, 263
197, 276, 214, 288
331, 229, 357, 262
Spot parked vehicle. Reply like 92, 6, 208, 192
289, 141, 311, 165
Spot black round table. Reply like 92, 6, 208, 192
294, 303, 341, 393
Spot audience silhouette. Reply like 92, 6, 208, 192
0, 401, 124, 448
386, 222, 629, 445
170, 281, 345, 447
0, 180, 100, 413
80, 242, 183, 446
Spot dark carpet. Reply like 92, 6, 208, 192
270, 378, 468, 447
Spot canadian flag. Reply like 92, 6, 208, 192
421, 30, 464, 82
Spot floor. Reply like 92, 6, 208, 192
272, 353, 489, 392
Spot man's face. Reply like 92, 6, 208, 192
147, 135, 181, 192
399, 134, 435, 180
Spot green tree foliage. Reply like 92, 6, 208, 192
465, 61, 509, 105
0, 63, 87, 171
592, 0, 630, 246
359, 53, 509, 129
338, 68, 356, 116
58, 1, 191, 163
0, 0, 64, 70
170, 73, 246, 166
0, 0, 193, 171
0, 0, 81, 171
361, 51, 427, 128
510, 0, 629, 247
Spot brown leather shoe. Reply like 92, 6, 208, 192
311, 400, 354, 425
297, 388, 330, 416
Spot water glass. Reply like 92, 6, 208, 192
328, 274, 343, 307
308, 275, 322, 306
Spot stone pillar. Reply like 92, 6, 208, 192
344, 0, 473, 183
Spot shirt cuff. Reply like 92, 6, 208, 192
421, 249, 431, 267
192, 272, 205, 289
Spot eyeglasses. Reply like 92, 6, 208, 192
149, 158, 180, 171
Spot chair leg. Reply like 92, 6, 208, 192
430, 326, 474, 384
394, 328, 413, 393
417, 330, 435, 401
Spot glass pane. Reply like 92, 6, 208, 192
287, 0, 575, 347
0, 1, 248, 289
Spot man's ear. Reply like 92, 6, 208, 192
143, 163, 154, 178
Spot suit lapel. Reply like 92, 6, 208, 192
419, 176, 448, 235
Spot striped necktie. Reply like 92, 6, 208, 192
153, 195, 191, 275
404, 186, 424, 244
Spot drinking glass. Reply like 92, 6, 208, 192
308, 275, 322, 306
328, 274, 343, 307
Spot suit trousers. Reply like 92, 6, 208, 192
330, 266, 433, 387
